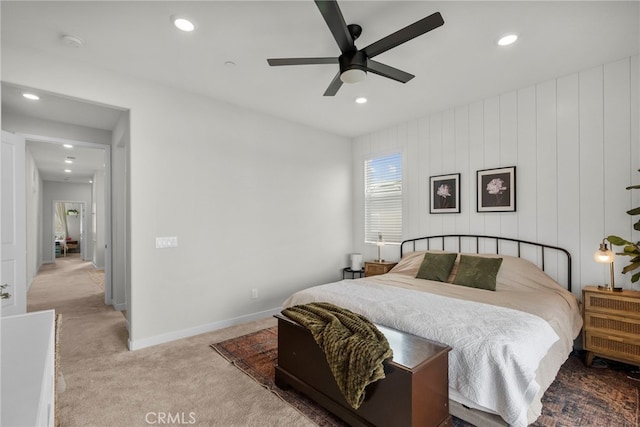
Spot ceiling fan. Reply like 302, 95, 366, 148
267, 0, 444, 96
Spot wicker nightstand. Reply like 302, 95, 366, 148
582, 285, 640, 367
364, 261, 397, 277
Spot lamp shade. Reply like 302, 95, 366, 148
593, 242, 615, 264
350, 253, 363, 271
593, 238, 619, 292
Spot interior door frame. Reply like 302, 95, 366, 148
1, 130, 27, 316
23, 134, 112, 306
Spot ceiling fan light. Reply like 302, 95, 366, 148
340, 69, 366, 84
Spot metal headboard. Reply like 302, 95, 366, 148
400, 234, 572, 292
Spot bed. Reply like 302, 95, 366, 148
281, 235, 583, 427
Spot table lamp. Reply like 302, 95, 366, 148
594, 238, 621, 291
375, 233, 385, 263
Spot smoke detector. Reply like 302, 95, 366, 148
61, 34, 84, 48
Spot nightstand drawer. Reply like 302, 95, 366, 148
584, 292, 640, 319
584, 312, 640, 338
584, 330, 640, 364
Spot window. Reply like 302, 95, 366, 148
364, 152, 402, 244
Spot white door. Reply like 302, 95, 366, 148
1, 130, 26, 316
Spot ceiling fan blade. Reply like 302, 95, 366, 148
314, 0, 355, 54
362, 12, 444, 59
323, 72, 343, 96
267, 57, 338, 66
366, 59, 414, 83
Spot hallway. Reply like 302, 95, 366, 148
29, 254, 104, 310
27, 254, 130, 425
27, 253, 129, 360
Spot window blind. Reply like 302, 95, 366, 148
364, 152, 402, 244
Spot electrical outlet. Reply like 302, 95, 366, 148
251, 288, 258, 299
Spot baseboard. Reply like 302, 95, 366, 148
112, 302, 127, 311
127, 307, 281, 351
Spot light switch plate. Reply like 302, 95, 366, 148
156, 237, 178, 248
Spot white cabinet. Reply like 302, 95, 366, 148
1, 310, 56, 427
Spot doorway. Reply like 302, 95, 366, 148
53, 201, 86, 260
2, 82, 129, 330
26, 135, 114, 307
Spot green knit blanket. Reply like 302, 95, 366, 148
281, 302, 393, 409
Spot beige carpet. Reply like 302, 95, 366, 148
27, 255, 313, 427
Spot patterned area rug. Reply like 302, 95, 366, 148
212, 327, 346, 426
211, 326, 639, 427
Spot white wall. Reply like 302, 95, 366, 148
2, 46, 352, 349
41, 182, 92, 264
353, 55, 640, 295
25, 147, 43, 289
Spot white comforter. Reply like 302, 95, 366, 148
283, 279, 560, 427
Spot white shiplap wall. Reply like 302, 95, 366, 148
352, 55, 639, 295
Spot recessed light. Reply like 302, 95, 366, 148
64, 169, 72, 173
63, 144, 73, 149
172, 16, 195, 32
65, 159, 73, 164
497, 34, 518, 46
224, 61, 236, 67
23, 93, 40, 101
355, 97, 368, 104
89, 180, 93, 184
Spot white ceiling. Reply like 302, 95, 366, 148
2, 82, 117, 184
25, 138, 106, 184
1, 0, 639, 140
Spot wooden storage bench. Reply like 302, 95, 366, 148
275, 314, 452, 427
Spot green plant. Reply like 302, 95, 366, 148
1, 284, 10, 300
608, 169, 640, 283
67, 209, 79, 215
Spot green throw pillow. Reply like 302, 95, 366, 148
415, 252, 458, 282
452, 255, 503, 291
